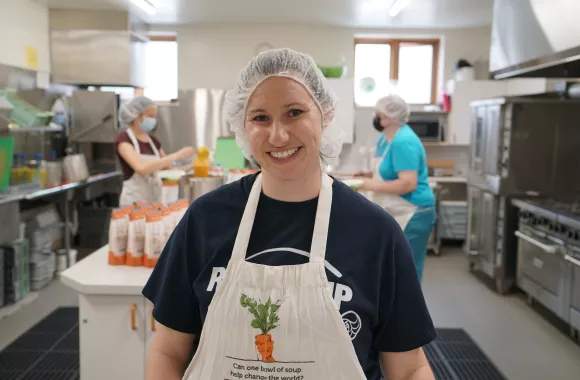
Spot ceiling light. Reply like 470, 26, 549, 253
131, 0, 156, 15
388, 0, 410, 17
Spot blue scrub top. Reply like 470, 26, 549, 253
376, 125, 435, 208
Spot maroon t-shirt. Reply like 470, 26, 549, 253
115, 131, 162, 180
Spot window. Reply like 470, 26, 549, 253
144, 35, 178, 101
354, 38, 440, 106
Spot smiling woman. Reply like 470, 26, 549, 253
142, 48, 436, 380
244, 77, 324, 193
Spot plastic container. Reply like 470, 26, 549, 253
160, 207, 173, 246
133, 201, 148, 209
144, 211, 164, 268
126, 209, 147, 266
193, 146, 211, 178
108, 208, 130, 265
161, 179, 180, 205
175, 199, 188, 225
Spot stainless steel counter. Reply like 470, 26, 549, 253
0, 171, 122, 248
512, 198, 580, 230
0, 171, 122, 205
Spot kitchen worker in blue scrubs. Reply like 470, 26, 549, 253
142, 49, 435, 380
358, 94, 436, 282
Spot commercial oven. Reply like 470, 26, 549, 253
466, 97, 580, 293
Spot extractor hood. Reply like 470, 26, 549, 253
490, 0, 580, 79
49, 10, 148, 87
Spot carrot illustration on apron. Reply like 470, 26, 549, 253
240, 294, 284, 362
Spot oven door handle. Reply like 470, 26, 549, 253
564, 255, 580, 268
514, 230, 559, 254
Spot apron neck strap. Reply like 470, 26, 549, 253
309, 174, 333, 263
126, 128, 160, 158
230, 173, 333, 264
126, 128, 140, 155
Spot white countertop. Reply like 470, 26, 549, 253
428, 176, 466, 183
60, 246, 153, 296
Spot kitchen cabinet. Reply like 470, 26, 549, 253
447, 80, 507, 145
326, 78, 355, 144
79, 294, 150, 380
61, 246, 156, 380
0, 0, 51, 73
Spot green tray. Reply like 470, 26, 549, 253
0, 136, 14, 192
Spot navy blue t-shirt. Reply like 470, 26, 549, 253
142, 174, 436, 379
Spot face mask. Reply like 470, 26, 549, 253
139, 117, 157, 132
373, 116, 384, 132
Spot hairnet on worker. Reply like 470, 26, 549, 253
225, 48, 343, 161
375, 94, 410, 125
118, 96, 157, 129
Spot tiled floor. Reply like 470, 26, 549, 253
1, 248, 579, 380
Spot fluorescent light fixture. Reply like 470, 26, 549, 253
388, 0, 410, 17
131, 0, 156, 15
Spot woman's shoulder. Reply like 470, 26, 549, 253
393, 125, 422, 145
115, 130, 130, 145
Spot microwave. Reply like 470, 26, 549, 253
407, 114, 445, 142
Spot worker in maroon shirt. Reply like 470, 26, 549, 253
115, 96, 195, 206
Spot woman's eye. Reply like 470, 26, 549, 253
253, 115, 269, 122
288, 109, 302, 118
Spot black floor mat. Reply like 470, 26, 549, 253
0, 308, 507, 380
0, 307, 79, 380
426, 328, 508, 380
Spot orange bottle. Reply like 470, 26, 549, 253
193, 146, 211, 177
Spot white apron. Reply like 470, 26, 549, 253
370, 134, 418, 230
119, 129, 162, 206
182, 173, 367, 380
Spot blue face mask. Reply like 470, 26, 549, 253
139, 117, 157, 132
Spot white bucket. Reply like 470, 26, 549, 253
56, 248, 78, 272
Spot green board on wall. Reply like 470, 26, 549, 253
214, 137, 246, 171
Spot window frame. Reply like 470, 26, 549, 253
354, 38, 440, 105
140, 34, 178, 101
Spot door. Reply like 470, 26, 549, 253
516, 227, 562, 294
483, 105, 502, 176
466, 186, 482, 255
470, 106, 486, 173
566, 250, 580, 311
79, 294, 147, 380
481, 191, 498, 265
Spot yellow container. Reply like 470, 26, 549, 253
193, 146, 211, 178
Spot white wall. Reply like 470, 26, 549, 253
177, 24, 354, 90
0, 0, 51, 74
174, 24, 491, 92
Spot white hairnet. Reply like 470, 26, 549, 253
118, 96, 157, 129
375, 94, 410, 125
225, 48, 343, 162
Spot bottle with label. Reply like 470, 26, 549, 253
10, 153, 20, 186
34, 153, 48, 188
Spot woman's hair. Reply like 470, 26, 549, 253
375, 94, 410, 125
224, 48, 343, 162
118, 96, 157, 129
